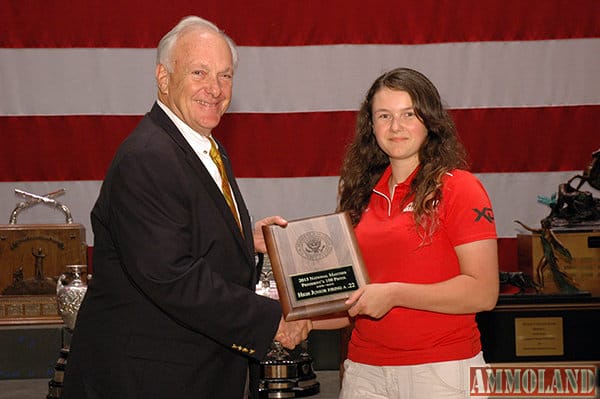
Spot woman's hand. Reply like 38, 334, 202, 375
345, 283, 398, 319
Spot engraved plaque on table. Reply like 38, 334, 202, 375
262, 212, 369, 321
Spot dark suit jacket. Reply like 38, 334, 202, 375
63, 103, 282, 399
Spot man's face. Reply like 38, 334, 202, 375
156, 29, 233, 136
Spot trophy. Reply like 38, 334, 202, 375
47, 265, 89, 399
56, 264, 89, 331
514, 149, 600, 295
256, 254, 320, 398
263, 212, 369, 321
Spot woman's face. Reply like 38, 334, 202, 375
371, 88, 428, 166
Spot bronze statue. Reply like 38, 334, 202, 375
544, 149, 600, 227
514, 148, 600, 295
515, 220, 580, 294
12, 267, 24, 283
499, 271, 541, 294
2, 247, 57, 295
33, 247, 47, 280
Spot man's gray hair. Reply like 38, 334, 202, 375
156, 15, 238, 71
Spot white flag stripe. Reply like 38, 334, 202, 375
1, 39, 599, 116
1, 171, 593, 244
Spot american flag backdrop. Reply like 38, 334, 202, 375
1, 0, 599, 271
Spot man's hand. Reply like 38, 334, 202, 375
253, 216, 287, 253
274, 317, 312, 349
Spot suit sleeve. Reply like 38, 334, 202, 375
106, 142, 281, 360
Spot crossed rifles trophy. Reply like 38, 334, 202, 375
5, 188, 88, 399
258, 212, 370, 398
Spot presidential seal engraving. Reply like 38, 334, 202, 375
295, 231, 333, 261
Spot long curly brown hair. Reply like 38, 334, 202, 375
337, 68, 468, 238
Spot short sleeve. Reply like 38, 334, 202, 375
440, 170, 497, 247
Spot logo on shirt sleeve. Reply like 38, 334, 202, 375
473, 207, 494, 223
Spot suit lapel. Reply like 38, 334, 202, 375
147, 103, 255, 267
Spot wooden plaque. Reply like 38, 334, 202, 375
263, 212, 369, 321
0, 223, 87, 325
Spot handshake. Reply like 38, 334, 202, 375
274, 317, 313, 350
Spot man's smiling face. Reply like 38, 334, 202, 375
156, 28, 233, 136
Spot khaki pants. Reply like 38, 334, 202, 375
339, 352, 487, 399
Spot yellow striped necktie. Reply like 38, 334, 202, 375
208, 137, 243, 233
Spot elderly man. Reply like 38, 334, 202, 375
62, 16, 311, 399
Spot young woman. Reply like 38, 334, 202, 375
317, 67, 499, 399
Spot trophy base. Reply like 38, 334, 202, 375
259, 355, 320, 398
46, 328, 72, 399
46, 347, 69, 399
259, 383, 320, 398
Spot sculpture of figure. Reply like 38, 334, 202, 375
545, 149, 600, 227
32, 247, 46, 280
514, 150, 600, 294
575, 148, 600, 191
2, 252, 55, 295
499, 271, 541, 294
13, 267, 24, 283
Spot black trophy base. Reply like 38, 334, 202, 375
47, 327, 72, 399
259, 341, 320, 398
47, 347, 69, 399
477, 295, 600, 363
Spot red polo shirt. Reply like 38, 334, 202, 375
348, 167, 497, 365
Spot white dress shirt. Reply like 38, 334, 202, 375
156, 100, 241, 217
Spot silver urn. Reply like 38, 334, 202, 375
56, 264, 88, 331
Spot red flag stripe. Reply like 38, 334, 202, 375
1, 0, 598, 48
0, 105, 597, 182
